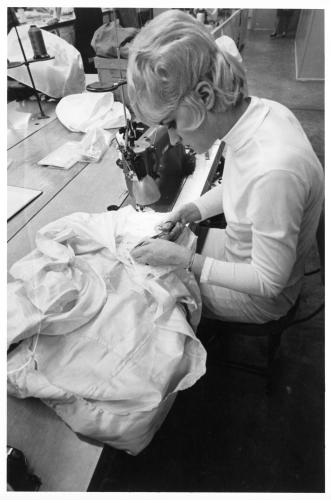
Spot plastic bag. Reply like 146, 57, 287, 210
91, 21, 138, 58
7, 25, 85, 98
79, 127, 113, 162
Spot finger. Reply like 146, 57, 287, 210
132, 252, 150, 266
131, 251, 148, 263
132, 239, 149, 250
131, 240, 152, 258
156, 220, 175, 233
168, 221, 184, 241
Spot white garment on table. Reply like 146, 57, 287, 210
194, 96, 324, 322
7, 207, 205, 454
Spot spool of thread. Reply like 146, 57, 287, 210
28, 25, 49, 59
196, 10, 206, 24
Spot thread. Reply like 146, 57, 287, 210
7, 333, 40, 375
28, 25, 49, 59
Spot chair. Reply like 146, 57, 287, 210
195, 208, 324, 392
197, 298, 300, 392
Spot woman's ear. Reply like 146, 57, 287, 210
195, 81, 215, 110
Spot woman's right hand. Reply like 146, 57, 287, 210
156, 202, 202, 241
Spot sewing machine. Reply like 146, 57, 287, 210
115, 120, 196, 209
87, 80, 197, 209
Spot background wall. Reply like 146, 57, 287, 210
295, 9, 324, 80
250, 9, 276, 30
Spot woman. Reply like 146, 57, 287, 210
129, 10, 324, 323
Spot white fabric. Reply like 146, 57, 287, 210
7, 207, 205, 454
215, 35, 243, 63
194, 97, 324, 322
56, 93, 131, 132
215, 35, 248, 97
7, 25, 85, 98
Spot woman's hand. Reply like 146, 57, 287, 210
131, 239, 192, 268
156, 202, 202, 241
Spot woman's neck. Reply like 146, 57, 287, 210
215, 96, 251, 140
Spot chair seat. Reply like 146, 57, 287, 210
196, 298, 300, 389
198, 296, 299, 340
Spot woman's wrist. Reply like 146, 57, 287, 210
184, 247, 195, 271
191, 253, 205, 278
181, 202, 202, 223
180, 247, 205, 277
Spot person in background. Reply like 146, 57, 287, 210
48, 7, 103, 73
128, 9, 324, 324
270, 9, 294, 38
74, 8, 103, 73
7, 7, 19, 34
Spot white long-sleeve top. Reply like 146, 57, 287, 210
194, 97, 324, 308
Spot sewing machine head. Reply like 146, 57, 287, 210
116, 120, 196, 209
86, 21, 196, 209
86, 81, 195, 209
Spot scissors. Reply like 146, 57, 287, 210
133, 221, 177, 249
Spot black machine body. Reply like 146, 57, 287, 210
116, 122, 196, 210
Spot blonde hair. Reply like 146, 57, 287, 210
127, 9, 247, 128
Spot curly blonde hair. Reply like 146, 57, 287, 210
127, 9, 247, 128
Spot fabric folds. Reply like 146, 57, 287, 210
7, 206, 205, 454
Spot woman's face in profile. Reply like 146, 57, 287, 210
161, 104, 217, 155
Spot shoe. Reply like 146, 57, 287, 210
281, 32, 286, 38
270, 32, 277, 38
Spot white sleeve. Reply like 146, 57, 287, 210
200, 171, 307, 298
193, 183, 224, 221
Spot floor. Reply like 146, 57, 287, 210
88, 28, 325, 493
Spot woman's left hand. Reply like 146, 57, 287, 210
131, 238, 191, 268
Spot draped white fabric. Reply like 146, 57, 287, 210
7, 207, 206, 454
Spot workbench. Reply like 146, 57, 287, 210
7, 97, 223, 491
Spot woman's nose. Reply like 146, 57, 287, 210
167, 128, 182, 146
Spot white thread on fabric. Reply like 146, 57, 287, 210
7, 333, 40, 375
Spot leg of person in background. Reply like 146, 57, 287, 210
7, 7, 19, 33
74, 8, 103, 73
278, 9, 293, 37
270, 9, 281, 38
270, 9, 293, 39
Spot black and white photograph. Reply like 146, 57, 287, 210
5, 1, 327, 496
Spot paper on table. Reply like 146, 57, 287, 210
7, 185, 42, 220
38, 141, 81, 170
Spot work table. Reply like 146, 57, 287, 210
7, 96, 222, 491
